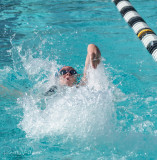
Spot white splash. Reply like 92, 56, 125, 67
18, 60, 120, 140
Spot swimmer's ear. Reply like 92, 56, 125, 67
55, 72, 59, 78
55, 67, 63, 78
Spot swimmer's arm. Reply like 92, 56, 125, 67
81, 44, 101, 83
0, 85, 23, 97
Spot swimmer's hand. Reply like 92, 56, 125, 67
84, 44, 101, 71
81, 44, 101, 84
88, 44, 101, 69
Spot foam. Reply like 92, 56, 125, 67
18, 61, 120, 140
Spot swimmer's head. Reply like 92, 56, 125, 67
58, 66, 77, 87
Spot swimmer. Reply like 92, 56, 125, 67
59, 44, 101, 86
44, 44, 101, 96
0, 44, 101, 97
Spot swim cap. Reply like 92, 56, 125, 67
55, 67, 63, 77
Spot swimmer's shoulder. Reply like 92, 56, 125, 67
44, 85, 58, 96
44, 82, 85, 96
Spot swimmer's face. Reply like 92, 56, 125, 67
59, 66, 77, 87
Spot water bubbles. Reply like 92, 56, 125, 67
18, 60, 118, 140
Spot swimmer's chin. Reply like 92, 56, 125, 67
60, 81, 75, 87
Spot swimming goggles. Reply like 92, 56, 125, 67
59, 69, 77, 76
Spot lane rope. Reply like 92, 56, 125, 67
113, 0, 157, 61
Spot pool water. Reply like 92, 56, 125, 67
1, 0, 157, 159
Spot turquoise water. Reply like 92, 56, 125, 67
1, 0, 157, 159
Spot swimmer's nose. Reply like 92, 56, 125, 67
66, 72, 71, 76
